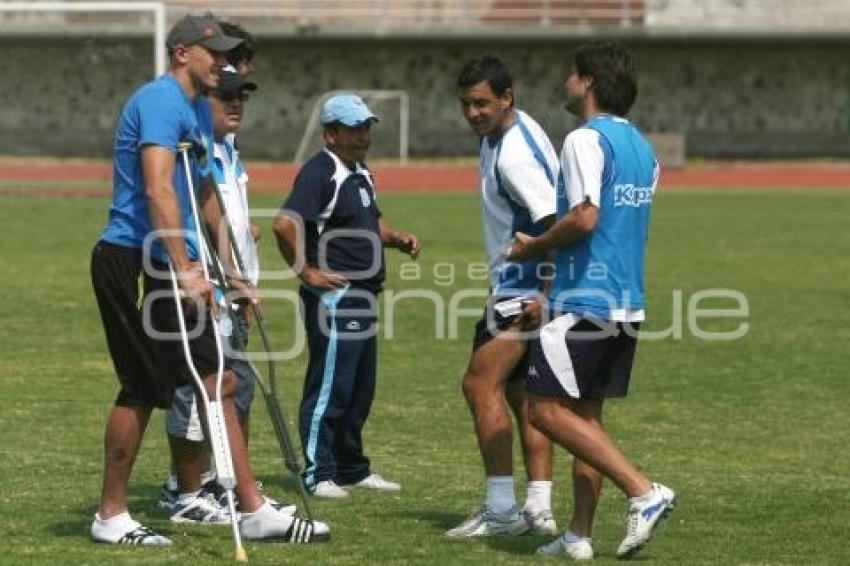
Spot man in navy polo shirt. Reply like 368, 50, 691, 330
274, 93, 420, 499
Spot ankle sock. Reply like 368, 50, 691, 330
525, 480, 553, 515
486, 476, 516, 514
241, 502, 293, 539
92, 511, 139, 541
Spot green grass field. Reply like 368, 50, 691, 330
1, 188, 848, 565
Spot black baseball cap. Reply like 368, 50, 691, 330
216, 67, 258, 96
166, 15, 243, 52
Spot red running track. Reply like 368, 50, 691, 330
1, 160, 849, 193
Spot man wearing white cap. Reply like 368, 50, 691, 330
274, 93, 420, 499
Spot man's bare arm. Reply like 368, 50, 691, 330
507, 202, 599, 261
142, 145, 213, 305
273, 213, 347, 290
378, 217, 421, 259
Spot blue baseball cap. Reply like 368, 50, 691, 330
320, 93, 379, 127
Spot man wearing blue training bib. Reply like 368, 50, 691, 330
507, 42, 677, 560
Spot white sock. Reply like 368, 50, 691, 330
562, 529, 590, 543
95, 511, 135, 528
200, 469, 216, 485
486, 476, 516, 514
165, 474, 178, 492
525, 480, 553, 515
629, 486, 655, 506
240, 502, 293, 540
93, 511, 140, 541
177, 490, 201, 504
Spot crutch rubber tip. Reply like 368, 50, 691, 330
235, 547, 248, 562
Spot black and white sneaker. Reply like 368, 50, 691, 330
240, 502, 330, 543
91, 512, 171, 545
170, 495, 231, 525
283, 516, 331, 543
116, 525, 172, 545
202, 479, 227, 502
157, 482, 179, 512
211, 480, 297, 516
256, 481, 298, 516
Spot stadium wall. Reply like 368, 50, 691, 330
3, 35, 850, 160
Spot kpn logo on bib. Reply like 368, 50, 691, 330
614, 184, 654, 208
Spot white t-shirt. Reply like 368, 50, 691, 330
479, 109, 558, 293
215, 137, 259, 285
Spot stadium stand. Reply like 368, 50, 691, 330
481, 0, 644, 27
0, 0, 645, 32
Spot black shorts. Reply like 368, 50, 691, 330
91, 241, 167, 408
471, 296, 532, 382
144, 262, 230, 394
527, 314, 640, 400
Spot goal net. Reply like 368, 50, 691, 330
294, 90, 409, 164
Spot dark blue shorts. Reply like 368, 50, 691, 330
527, 314, 640, 400
471, 296, 535, 382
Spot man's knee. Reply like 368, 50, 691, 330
202, 369, 238, 399
461, 371, 477, 401
461, 368, 498, 403
528, 394, 558, 433
105, 445, 134, 468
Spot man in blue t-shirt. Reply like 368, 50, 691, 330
273, 93, 420, 499
90, 15, 328, 546
507, 42, 676, 560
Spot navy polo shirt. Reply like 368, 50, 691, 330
283, 148, 385, 292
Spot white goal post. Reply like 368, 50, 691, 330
295, 90, 410, 164
0, 1, 167, 77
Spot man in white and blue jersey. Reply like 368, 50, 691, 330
274, 93, 420, 499
507, 42, 676, 560
160, 69, 296, 518
446, 57, 557, 538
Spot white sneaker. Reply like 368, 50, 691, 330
311, 480, 349, 499
264, 493, 297, 516
252, 481, 298, 515
91, 512, 171, 545
208, 480, 297, 516
523, 508, 558, 535
170, 495, 231, 525
445, 505, 530, 538
240, 502, 331, 543
617, 482, 677, 559
537, 531, 594, 560
345, 473, 401, 492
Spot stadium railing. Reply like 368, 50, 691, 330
0, 0, 646, 32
